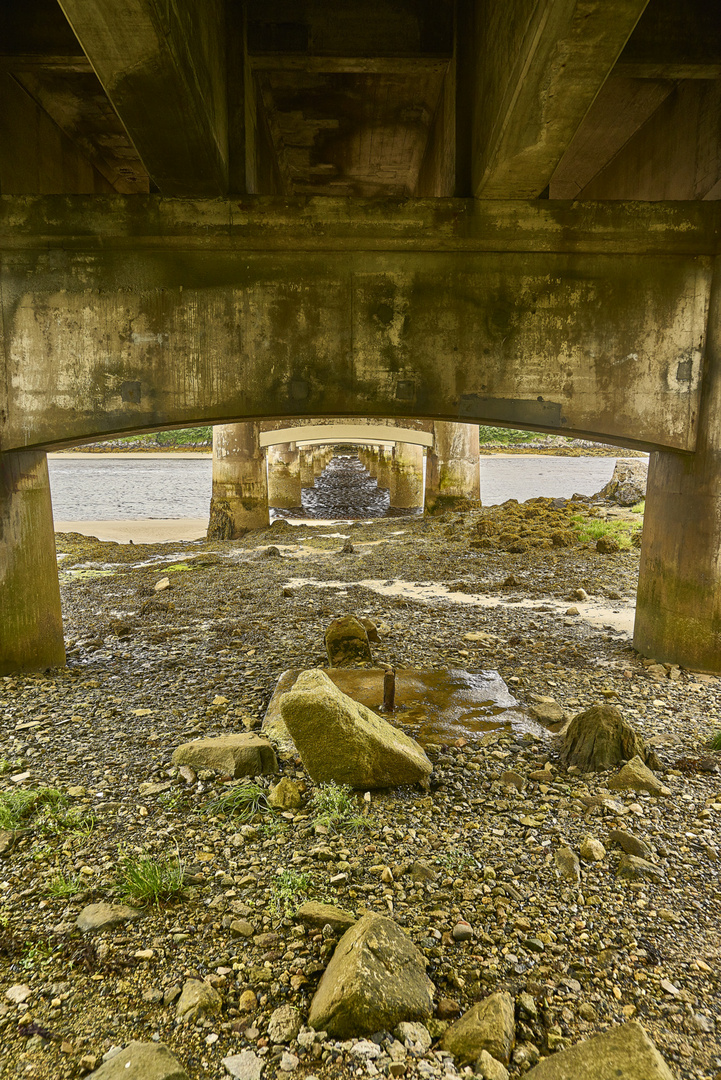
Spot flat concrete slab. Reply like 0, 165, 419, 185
263, 668, 523, 748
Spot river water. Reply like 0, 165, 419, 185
47, 452, 630, 521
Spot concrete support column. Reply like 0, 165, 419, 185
366, 447, 379, 480
208, 423, 269, 539
634, 267, 721, 673
376, 446, 392, 491
312, 450, 325, 479
389, 442, 425, 509
425, 421, 481, 514
267, 443, 302, 508
299, 448, 315, 487
1, 450, 66, 675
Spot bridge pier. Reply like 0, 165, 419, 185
0, 451, 66, 675
208, 423, 269, 539
268, 443, 302, 509
634, 281, 721, 674
389, 443, 425, 510
425, 422, 481, 514
299, 448, 315, 488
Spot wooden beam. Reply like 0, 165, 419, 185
57, 0, 230, 195
472, 0, 651, 199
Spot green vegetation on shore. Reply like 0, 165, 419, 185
84, 427, 212, 450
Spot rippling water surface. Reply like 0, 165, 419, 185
48, 453, 624, 521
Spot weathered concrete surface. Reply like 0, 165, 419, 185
472, 0, 650, 198
0, 451, 65, 675
425, 421, 480, 513
260, 422, 433, 448
390, 443, 425, 509
208, 422, 269, 538
57, 0, 229, 196
634, 260, 721, 673
0, 197, 715, 455
267, 443, 301, 509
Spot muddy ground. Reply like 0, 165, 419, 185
0, 483, 719, 1080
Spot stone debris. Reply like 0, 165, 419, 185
175, 979, 222, 1023
293, 901, 356, 934
267, 776, 304, 809
440, 991, 515, 1065
221, 1051, 264, 1079
87, 1041, 189, 1079
308, 913, 435, 1037
608, 754, 671, 796
171, 734, 278, 778
523, 1021, 673, 1078
324, 615, 373, 666
76, 902, 141, 932
279, 668, 432, 788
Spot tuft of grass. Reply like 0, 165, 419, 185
310, 782, 369, 835
118, 850, 184, 906
269, 869, 314, 918
0, 787, 67, 830
569, 513, 641, 550
708, 729, 721, 751
47, 872, 83, 898
204, 782, 270, 822
630, 500, 645, 515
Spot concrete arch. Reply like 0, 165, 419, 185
259, 424, 434, 448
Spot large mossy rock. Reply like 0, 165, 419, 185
440, 992, 515, 1066
325, 615, 373, 666
171, 734, 277, 778
560, 705, 656, 773
88, 1043, 188, 1080
279, 669, 432, 788
308, 913, 434, 1037
598, 460, 647, 506
524, 1021, 674, 1079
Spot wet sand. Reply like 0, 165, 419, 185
53, 519, 209, 543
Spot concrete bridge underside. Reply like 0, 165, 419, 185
2, 0, 721, 675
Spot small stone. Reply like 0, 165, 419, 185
294, 902, 356, 934
608, 829, 652, 860
441, 992, 515, 1065
77, 903, 140, 933
267, 1005, 302, 1044
436, 998, 462, 1019
6, 984, 32, 1004
230, 919, 254, 938
175, 979, 222, 1023
608, 756, 670, 797
154, 577, 171, 592
238, 990, 257, 1012
554, 847, 580, 882
579, 837, 606, 862
574, 588, 589, 601
616, 854, 664, 882
171, 735, 278, 779
222, 1050, 264, 1080
268, 778, 304, 810
87, 1041, 188, 1079
324, 615, 373, 666
451, 920, 474, 942
596, 536, 620, 554
500, 770, 525, 791
476, 1049, 510, 1080
394, 1022, 432, 1052
565, 606, 579, 616
279, 1052, 299, 1072
529, 699, 565, 726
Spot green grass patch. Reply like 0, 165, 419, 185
269, 868, 315, 918
310, 782, 369, 835
708, 729, 721, 751
118, 850, 184, 906
630, 500, 645, 515
569, 513, 641, 550
47, 872, 84, 898
163, 563, 195, 573
203, 782, 270, 822
479, 426, 554, 444
0, 788, 67, 830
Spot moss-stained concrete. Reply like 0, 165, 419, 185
0, 197, 715, 454
634, 261, 721, 673
0, 450, 65, 675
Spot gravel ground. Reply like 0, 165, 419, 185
0, 490, 719, 1080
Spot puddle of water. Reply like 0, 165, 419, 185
282, 577, 634, 636
263, 667, 531, 748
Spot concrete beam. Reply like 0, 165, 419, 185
1, 196, 717, 455
260, 425, 433, 448
57, 0, 229, 195
472, 0, 650, 198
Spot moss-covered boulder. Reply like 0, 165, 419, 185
560, 705, 655, 773
325, 615, 372, 666
440, 992, 515, 1065
279, 669, 432, 788
524, 1021, 673, 1079
308, 914, 434, 1037
171, 734, 277, 778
